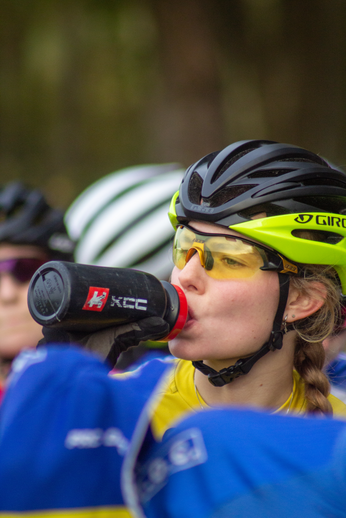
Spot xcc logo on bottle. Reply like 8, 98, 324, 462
82, 287, 110, 312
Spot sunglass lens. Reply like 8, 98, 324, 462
173, 226, 266, 279
11, 258, 46, 283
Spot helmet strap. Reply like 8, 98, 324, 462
192, 273, 291, 387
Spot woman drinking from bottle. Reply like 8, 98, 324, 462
140, 140, 346, 437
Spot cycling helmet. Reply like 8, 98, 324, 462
169, 139, 346, 292
66, 164, 184, 280
169, 140, 346, 386
0, 182, 75, 261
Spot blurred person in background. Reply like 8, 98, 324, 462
0, 182, 75, 400
65, 163, 184, 369
324, 321, 346, 402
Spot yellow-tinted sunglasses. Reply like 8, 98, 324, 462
173, 225, 298, 280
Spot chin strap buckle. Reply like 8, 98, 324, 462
193, 330, 284, 388
206, 360, 245, 387
268, 330, 284, 351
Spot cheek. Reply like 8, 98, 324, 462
18, 283, 32, 307
217, 276, 280, 349
245, 274, 280, 321
220, 274, 279, 324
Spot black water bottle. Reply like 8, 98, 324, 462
27, 261, 188, 341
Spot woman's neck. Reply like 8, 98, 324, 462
194, 333, 296, 411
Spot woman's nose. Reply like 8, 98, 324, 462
177, 250, 206, 292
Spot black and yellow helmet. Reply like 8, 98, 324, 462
169, 139, 346, 292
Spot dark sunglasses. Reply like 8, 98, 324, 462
0, 258, 46, 284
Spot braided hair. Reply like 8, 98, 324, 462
290, 266, 341, 415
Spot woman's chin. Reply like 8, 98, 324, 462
168, 337, 203, 361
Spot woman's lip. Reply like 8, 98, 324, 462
184, 309, 196, 327
188, 308, 195, 320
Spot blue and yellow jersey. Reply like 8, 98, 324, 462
0, 347, 170, 517
114, 358, 346, 439
2, 349, 346, 517
137, 408, 346, 518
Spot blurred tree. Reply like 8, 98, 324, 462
213, 0, 346, 159
144, 0, 226, 164
0, 0, 345, 208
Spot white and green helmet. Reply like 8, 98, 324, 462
66, 164, 183, 280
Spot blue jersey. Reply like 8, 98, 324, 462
136, 408, 346, 518
327, 352, 346, 390
2, 347, 346, 517
326, 352, 346, 403
0, 346, 170, 516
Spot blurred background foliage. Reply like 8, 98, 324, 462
1, 0, 346, 208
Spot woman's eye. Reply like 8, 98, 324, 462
222, 256, 243, 267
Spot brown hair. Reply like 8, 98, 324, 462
290, 265, 342, 416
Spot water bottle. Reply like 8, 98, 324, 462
28, 261, 187, 341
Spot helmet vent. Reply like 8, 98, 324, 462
302, 178, 346, 188
248, 169, 290, 179
212, 149, 253, 183
205, 185, 256, 208
238, 203, 291, 220
188, 172, 203, 204
292, 229, 344, 244
294, 196, 346, 214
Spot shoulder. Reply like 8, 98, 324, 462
2, 348, 173, 438
2, 346, 110, 413
138, 408, 346, 517
0, 347, 146, 512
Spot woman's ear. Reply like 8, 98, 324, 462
284, 281, 327, 323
